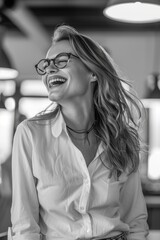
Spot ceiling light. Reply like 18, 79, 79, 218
103, 0, 160, 23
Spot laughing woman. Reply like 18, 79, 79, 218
9, 25, 148, 240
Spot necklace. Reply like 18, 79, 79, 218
66, 122, 95, 135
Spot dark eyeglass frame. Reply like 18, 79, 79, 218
35, 52, 79, 76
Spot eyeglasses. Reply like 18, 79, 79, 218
35, 52, 79, 76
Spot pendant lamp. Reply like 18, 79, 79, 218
103, 0, 160, 23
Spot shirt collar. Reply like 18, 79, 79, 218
51, 109, 105, 157
51, 110, 67, 138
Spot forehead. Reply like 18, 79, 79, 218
46, 40, 74, 58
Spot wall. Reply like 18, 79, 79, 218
87, 31, 159, 99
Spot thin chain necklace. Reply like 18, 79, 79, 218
67, 123, 95, 145
66, 122, 95, 135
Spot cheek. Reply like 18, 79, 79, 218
70, 67, 91, 84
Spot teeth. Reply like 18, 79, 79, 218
48, 78, 66, 87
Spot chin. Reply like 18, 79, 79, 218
48, 92, 64, 103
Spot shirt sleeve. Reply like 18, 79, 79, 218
120, 170, 149, 240
10, 121, 41, 240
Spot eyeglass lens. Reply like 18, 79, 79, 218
36, 53, 71, 75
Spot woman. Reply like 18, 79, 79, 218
9, 25, 149, 240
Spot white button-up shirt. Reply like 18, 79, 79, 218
10, 110, 149, 240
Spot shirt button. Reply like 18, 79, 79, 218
80, 206, 85, 211
85, 190, 89, 195
84, 178, 88, 183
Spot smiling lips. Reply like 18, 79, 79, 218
48, 75, 67, 88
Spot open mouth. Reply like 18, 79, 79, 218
48, 77, 67, 88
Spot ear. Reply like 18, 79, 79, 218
90, 73, 97, 82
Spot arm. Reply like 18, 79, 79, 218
120, 170, 149, 240
10, 121, 40, 240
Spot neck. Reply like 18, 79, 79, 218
61, 99, 95, 131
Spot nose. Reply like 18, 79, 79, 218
46, 63, 59, 74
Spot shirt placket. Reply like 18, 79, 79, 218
80, 174, 92, 238
74, 147, 92, 238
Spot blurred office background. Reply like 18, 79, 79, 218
1, 0, 160, 239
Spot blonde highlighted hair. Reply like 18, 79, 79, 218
32, 24, 143, 175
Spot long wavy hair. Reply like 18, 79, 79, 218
32, 24, 143, 175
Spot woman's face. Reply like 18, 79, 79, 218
42, 40, 96, 104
